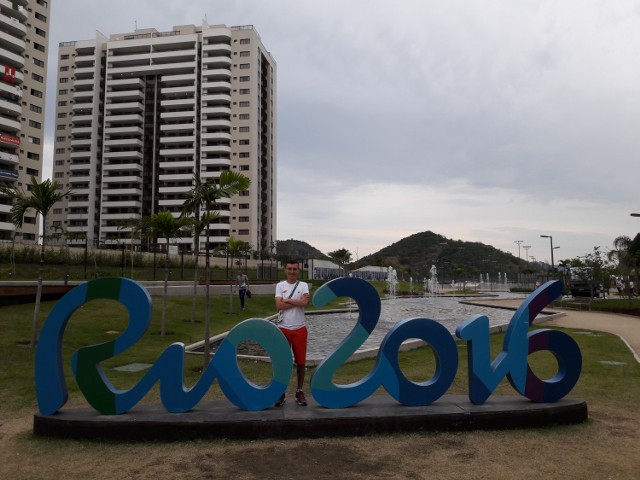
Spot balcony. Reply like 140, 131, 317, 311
159, 160, 194, 169
104, 138, 143, 148
201, 145, 231, 154
159, 123, 194, 133
202, 132, 230, 141
102, 174, 142, 183
0, 168, 17, 181
105, 101, 143, 113
160, 110, 195, 121
102, 162, 143, 172
105, 125, 143, 136
159, 135, 195, 145
105, 113, 144, 125
0, 150, 19, 165
103, 150, 143, 160
201, 118, 231, 128
159, 147, 195, 157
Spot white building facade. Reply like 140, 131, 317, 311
50, 22, 276, 254
0, 0, 51, 242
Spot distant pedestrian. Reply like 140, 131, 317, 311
236, 270, 249, 310
616, 278, 624, 296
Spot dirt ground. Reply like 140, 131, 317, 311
1, 401, 639, 480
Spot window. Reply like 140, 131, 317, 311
60, 66, 69, 72
28, 136, 41, 145
57, 113, 67, 118
239, 216, 249, 222
239, 76, 250, 82
31, 88, 43, 98
59, 78, 68, 83
29, 120, 41, 129
37, 0, 48, 6
27, 168, 39, 176
33, 58, 45, 67
55, 160, 64, 166
56, 136, 66, 142
240, 165, 250, 170
53, 208, 62, 215
239, 113, 249, 120
56, 124, 66, 131
58, 101, 67, 107
239, 88, 250, 94
35, 28, 46, 37
35, 12, 47, 22
58, 89, 68, 95
240, 38, 250, 45
239, 101, 250, 107
34, 43, 45, 53
27, 152, 40, 161
54, 172, 64, 178
60, 54, 69, 60
239, 63, 250, 69
55, 148, 65, 154
239, 190, 249, 197
240, 51, 250, 57
239, 152, 250, 158
31, 73, 44, 83
239, 126, 250, 132
239, 229, 249, 235
29, 104, 42, 113
239, 204, 249, 210
239, 139, 250, 145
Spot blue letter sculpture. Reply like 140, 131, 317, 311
35, 278, 292, 415
35, 277, 581, 414
456, 280, 582, 404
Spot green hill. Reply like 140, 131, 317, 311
354, 231, 524, 280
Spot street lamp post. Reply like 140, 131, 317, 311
540, 235, 555, 277
515, 240, 523, 284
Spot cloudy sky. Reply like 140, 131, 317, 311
44, 0, 640, 264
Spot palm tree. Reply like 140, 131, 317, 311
328, 248, 353, 277
145, 211, 191, 336
181, 171, 250, 364
608, 235, 634, 300
0, 177, 72, 347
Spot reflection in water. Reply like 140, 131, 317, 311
306, 294, 532, 360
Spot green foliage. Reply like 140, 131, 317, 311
276, 239, 327, 262
354, 231, 523, 280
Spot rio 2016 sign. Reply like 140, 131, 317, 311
35, 277, 581, 415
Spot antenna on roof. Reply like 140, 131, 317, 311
134, 20, 138, 30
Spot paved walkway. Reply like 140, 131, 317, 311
467, 298, 640, 363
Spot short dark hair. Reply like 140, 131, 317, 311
285, 259, 299, 267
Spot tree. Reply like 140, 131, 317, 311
328, 248, 352, 276
181, 171, 250, 365
608, 235, 633, 300
145, 211, 191, 336
0, 177, 72, 347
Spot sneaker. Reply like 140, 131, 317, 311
274, 393, 285, 407
295, 389, 307, 406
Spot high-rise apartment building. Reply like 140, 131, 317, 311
0, 0, 51, 242
50, 22, 276, 254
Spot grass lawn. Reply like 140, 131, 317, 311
1, 290, 639, 479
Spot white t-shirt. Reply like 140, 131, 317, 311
275, 280, 309, 330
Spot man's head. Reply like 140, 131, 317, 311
284, 260, 300, 282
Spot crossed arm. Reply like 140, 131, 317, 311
275, 293, 310, 311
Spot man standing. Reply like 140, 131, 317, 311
274, 259, 310, 406
236, 270, 249, 310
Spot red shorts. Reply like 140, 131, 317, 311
279, 326, 307, 366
